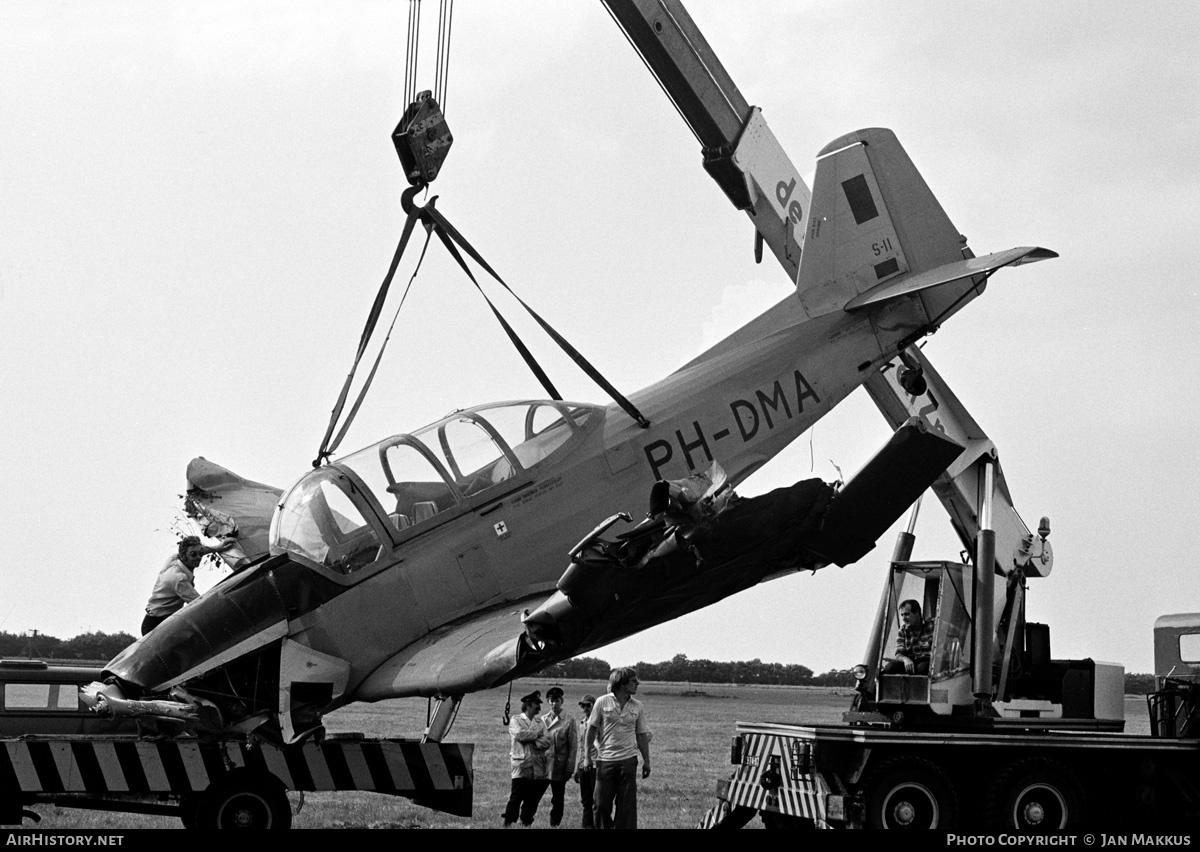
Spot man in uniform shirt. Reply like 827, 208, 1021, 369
582, 667, 652, 829
573, 693, 598, 828
541, 685, 577, 827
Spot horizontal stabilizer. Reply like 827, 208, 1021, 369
806, 417, 965, 566
845, 247, 1057, 311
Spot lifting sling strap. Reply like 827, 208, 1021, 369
315, 186, 649, 468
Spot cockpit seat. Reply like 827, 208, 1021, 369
413, 501, 438, 523
390, 513, 412, 532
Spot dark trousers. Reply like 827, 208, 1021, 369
503, 777, 550, 826
595, 757, 638, 829
140, 613, 168, 636
882, 658, 930, 675
578, 767, 596, 828
548, 779, 567, 826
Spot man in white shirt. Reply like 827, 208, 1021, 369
582, 667, 652, 829
141, 537, 214, 635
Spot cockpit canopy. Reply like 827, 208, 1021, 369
269, 401, 597, 576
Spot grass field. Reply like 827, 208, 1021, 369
17, 682, 1152, 830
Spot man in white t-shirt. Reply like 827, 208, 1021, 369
582, 667, 652, 829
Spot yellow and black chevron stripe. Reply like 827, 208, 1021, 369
720, 732, 829, 822
0, 735, 472, 805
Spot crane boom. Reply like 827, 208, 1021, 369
604, 0, 810, 283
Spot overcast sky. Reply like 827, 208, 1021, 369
2, 1, 1197, 677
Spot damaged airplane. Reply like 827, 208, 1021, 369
84, 1, 1056, 746
88, 130, 1049, 745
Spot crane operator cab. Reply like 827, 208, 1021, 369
851, 560, 976, 719
848, 558, 1126, 730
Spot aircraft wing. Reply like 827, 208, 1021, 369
356, 603, 535, 699
358, 417, 965, 701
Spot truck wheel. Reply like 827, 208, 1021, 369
862, 757, 958, 829
197, 773, 292, 830
990, 759, 1085, 831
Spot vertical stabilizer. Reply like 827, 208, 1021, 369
796, 128, 973, 323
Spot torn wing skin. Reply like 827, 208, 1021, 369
184, 456, 283, 566
521, 416, 964, 660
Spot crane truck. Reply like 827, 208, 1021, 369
603, 0, 1200, 830
695, 349, 1200, 829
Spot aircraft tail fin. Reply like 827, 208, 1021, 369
795, 128, 1054, 323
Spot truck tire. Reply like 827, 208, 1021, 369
196, 772, 292, 830
989, 758, 1085, 831
862, 757, 958, 829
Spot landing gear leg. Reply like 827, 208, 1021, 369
422, 694, 463, 742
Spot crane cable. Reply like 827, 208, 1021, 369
433, 0, 453, 114
404, 0, 420, 109
405, 0, 453, 112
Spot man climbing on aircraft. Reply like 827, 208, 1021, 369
140, 536, 230, 635
883, 599, 934, 675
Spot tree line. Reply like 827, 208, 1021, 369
0, 631, 1164, 694
539, 653, 858, 688
0, 630, 135, 663
539, 653, 1162, 694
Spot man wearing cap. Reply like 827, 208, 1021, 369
573, 693, 598, 828
583, 667, 652, 829
541, 686, 578, 828
503, 690, 551, 827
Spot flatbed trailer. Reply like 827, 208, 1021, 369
700, 717, 1200, 829
0, 732, 472, 829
